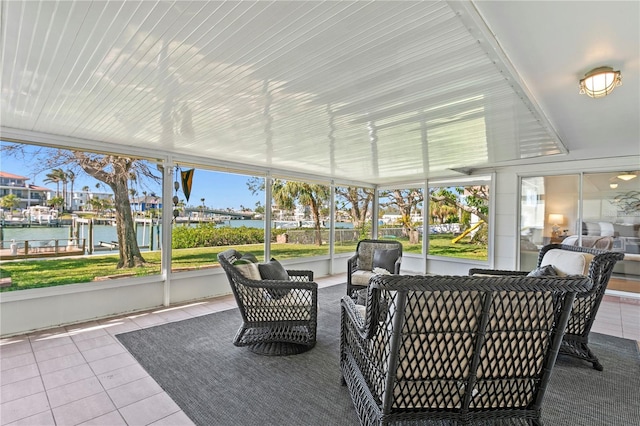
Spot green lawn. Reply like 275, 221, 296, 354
0, 244, 356, 291
344, 233, 488, 260
0, 235, 486, 291
420, 233, 488, 260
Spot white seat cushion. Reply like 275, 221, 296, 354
352, 270, 376, 286
540, 249, 594, 276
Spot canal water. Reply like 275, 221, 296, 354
2, 223, 162, 251
1, 219, 353, 250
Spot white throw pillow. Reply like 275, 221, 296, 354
540, 249, 594, 276
598, 222, 615, 237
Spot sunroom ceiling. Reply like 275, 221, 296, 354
1, 1, 638, 185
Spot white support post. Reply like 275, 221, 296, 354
264, 173, 272, 261
422, 181, 429, 274
372, 186, 379, 238
328, 182, 336, 275
161, 158, 174, 306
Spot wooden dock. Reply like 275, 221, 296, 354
0, 238, 87, 261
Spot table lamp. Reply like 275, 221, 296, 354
548, 214, 564, 237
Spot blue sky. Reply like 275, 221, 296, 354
0, 141, 263, 210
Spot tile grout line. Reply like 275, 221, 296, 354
1, 335, 53, 426
29, 332, 53, 425
68, 326, 122, 426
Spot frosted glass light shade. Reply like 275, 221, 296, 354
579, 66, 622, 98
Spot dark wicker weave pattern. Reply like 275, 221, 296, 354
470, 243, 624, 371
218, 249, 318, 355
347, 239, 403, 296
340, 274, 592, 426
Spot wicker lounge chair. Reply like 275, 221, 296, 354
347, 239, 403, 296
340, 273, 591, 426
218, 249, 318, 355
470, 243, 624, 370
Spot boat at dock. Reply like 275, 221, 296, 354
27, 206, 60, 226
0, 206, 60, 227
98, 241, 119, 249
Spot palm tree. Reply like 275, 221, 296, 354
58, 169, 68, 211
43, 168, 66, 200
430, 202, 457, 225
87, 198, 102, 214
272, 180, 330, 246
0, 194, 20, 213
49, 196, 64, 211
66, 170, 75, 211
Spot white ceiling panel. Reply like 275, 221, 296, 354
2, 1, 638, 185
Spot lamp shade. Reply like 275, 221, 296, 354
548, 214, 564, 225
617, 172, 637, 181
579, 66, 622, 98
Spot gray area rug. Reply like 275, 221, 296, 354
117, 284, 640, 426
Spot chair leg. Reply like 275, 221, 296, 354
561, 338, 604, 371
585, 344, 604, 371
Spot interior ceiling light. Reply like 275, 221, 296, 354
617, 172, 637, 181
610, 183, 618, 189
579, 66, 622, 98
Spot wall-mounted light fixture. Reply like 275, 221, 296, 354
579, 66, 622, 98
617, 172, 637, 181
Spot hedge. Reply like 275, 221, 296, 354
172, 224, 265, 249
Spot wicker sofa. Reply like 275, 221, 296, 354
470, 244, 624, 370
340, 273, 592, 426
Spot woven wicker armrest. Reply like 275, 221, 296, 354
393, 257, 402, 270
468, 268, 529, 277
341, 295, 378, 339
347, 253, 359, 273
341, 296, 364, 326
228, 270, 317, 291
249, 278, 318, 292
286, 270, 314, 282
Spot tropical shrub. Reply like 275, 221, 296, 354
172, 224, 264, 249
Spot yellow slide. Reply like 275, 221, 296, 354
451, 220, 485, 243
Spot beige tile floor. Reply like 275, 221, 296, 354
1, 274, 638, 426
